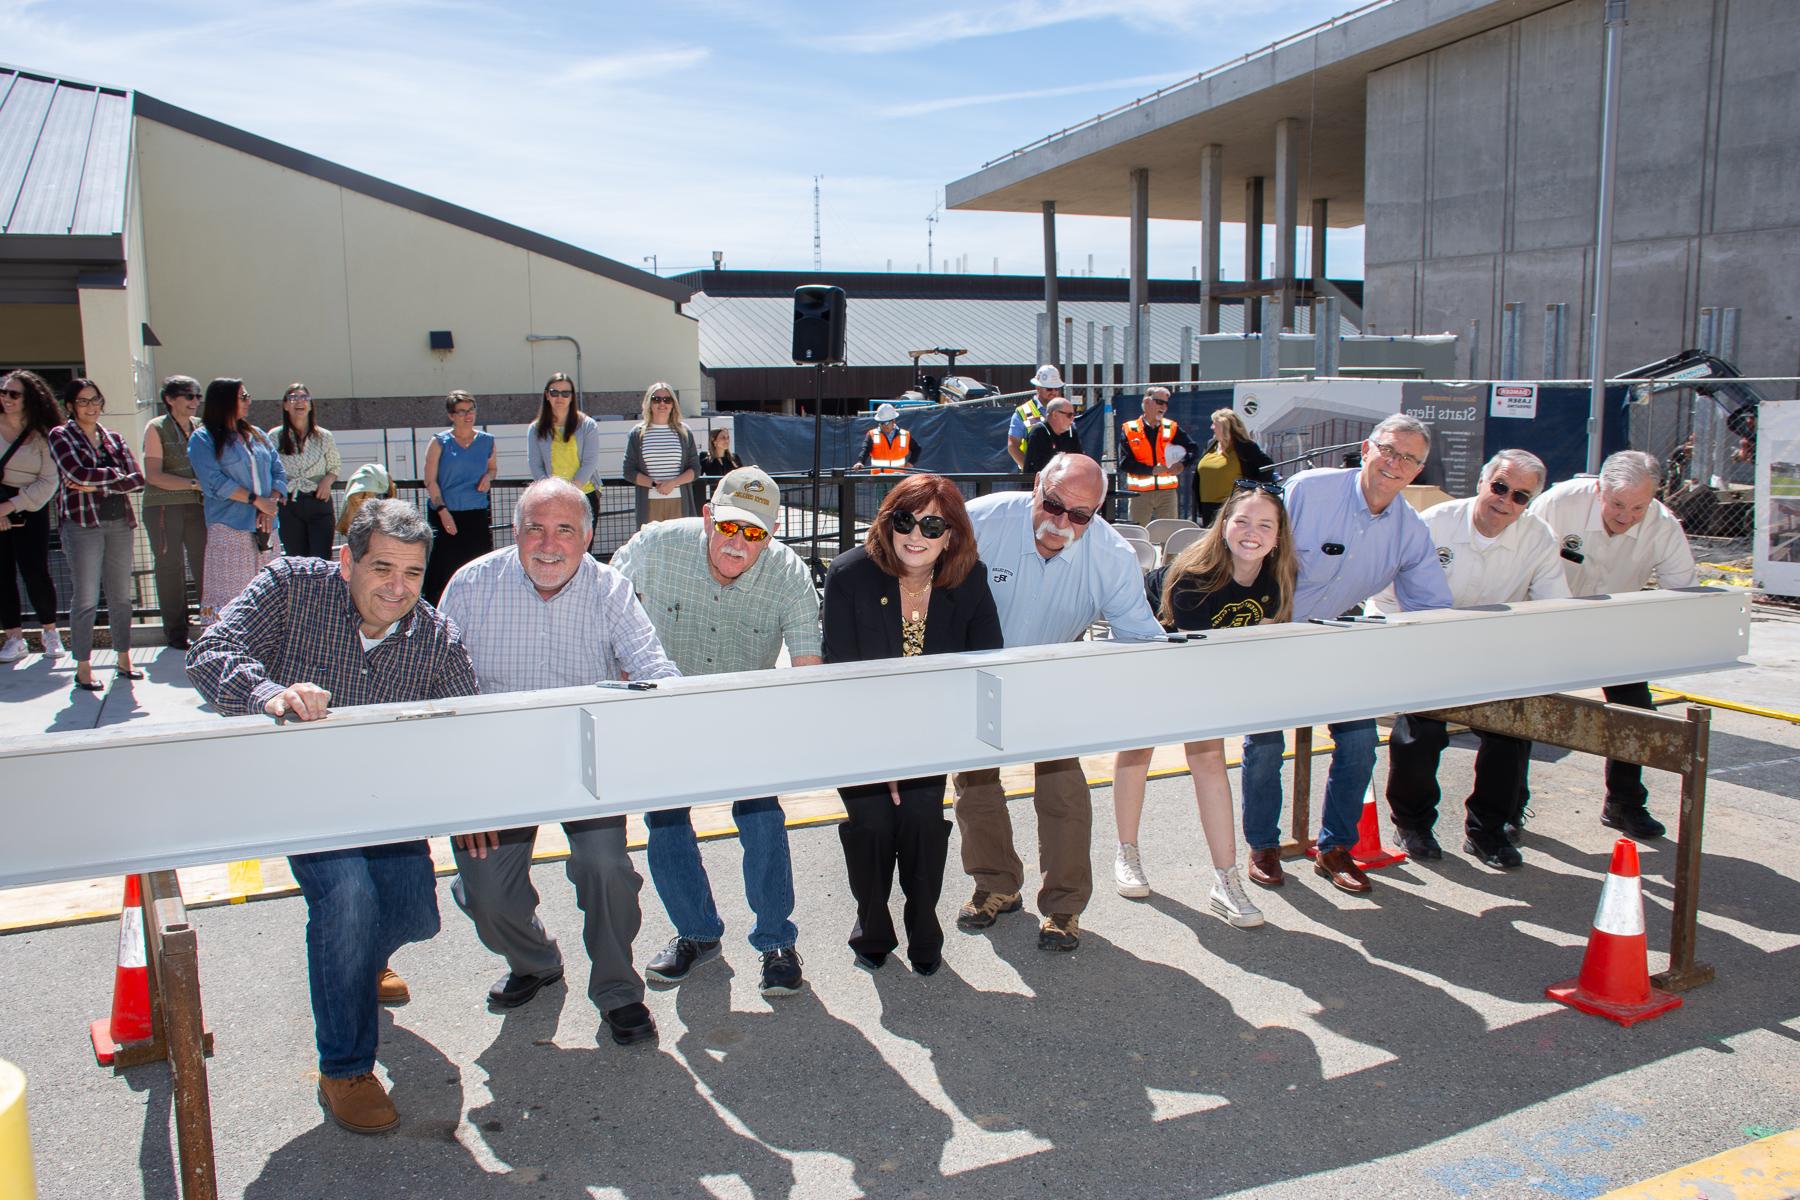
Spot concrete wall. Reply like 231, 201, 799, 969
131, 118, 700, 428
1363, 0, 1800, 389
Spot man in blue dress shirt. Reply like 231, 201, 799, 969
1243, 413, 1453, 896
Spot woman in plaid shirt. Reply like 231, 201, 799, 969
46, 377, 145, 691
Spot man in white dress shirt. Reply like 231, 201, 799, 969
1526, 450, 1697, 840
1373, 450, 1568, 869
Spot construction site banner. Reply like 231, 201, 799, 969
731, 405, 1108, 477
1402, 381, 1487, 497
1755, 399, 1800, 597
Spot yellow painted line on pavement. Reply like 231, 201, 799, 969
1650, 687, 1800, 727
1596, 1127, 1800, 1199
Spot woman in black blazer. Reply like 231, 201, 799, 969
821, 474, 1003, 975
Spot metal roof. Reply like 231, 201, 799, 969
690, 292, 1355, 370
0, 67, 131, 237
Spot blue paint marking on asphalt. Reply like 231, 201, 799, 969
1424, 1104, 1646, 1197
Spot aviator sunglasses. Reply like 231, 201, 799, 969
1039, 492, 1096, 525
713, 519, 769, 543
1488, 478, 1534, 505
891, 511, 948, 539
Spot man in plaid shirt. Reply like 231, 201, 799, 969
186, 499, 477, 1136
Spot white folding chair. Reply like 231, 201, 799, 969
1144, 517, 1197, 547
1125, 537, 1156, 573
1160, 526, 1206, 563
1111, 522, 1148, 542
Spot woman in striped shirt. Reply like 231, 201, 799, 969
271, 382, 341, 559
621, 382, 697, 527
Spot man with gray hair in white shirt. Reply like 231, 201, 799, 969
439, 477, 679, 1047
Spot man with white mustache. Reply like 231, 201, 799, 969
438, 478, 678, 1046
954, 453, 1165, 952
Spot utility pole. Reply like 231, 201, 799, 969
926, 196, 940, 274
642, 254, 658, 275
812, 176, 822, 271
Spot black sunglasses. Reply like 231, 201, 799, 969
1040, 492, 1096, 525
1234, 478, 1284, 499
1488, 478, 1534, 505
890, 511, 948, 539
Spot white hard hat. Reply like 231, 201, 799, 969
1031, 365, 1064, 390
875, 402, 899, 422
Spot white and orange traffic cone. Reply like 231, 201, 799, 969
1306, 787, 1407, 870
1546, 838, 1683, 1027
89, 875, 154, 1066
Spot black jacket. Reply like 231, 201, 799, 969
821, 545, 1004, 664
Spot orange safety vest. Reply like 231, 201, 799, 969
1122, 418, 1181, 490
867, 427, 911, 474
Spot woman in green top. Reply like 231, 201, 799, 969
1193, 408, 1274, 525
140, 375, 208, 648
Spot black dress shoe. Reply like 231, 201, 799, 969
488, 967, 564, 1009
909, 959, 942, 977
602, 1001, 657, 1046
1396, 827, 1443, 861
853, 950, 888, 972
1501, 821, 1524, 846
1463, 837, 1523, 870
1601, 805, 1665, 841
166, 636, 190, 651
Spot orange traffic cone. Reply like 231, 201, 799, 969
1546, 839, 1683, 1027
90, 875, 153, 1066
1306, 787, 1407, 869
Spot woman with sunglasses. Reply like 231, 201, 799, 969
421, 389, 497, 606
0, 370, 65, 663
622, 382, 697, 527
1109, 481, 1298, 926
47, 377, 146, 690
141, 376, 208, 648
189, 378, 287, 627
270, 382, 341, 559
526, 372, 603, 528
821, 475, 1002, 974
1194, 408, 1274, 525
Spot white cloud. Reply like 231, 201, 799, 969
809, 0, 1265, 54
553, 45, 709, 84
876, 71, 1190, 118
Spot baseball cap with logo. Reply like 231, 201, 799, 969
710, 466, 781, 533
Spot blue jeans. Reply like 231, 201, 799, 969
644, 798, 796, 952
288, 841, 440, 1078
1241, 720, 1380, 853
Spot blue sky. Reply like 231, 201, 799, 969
5, 0, 1365, 280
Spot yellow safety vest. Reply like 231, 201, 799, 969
1015, 398, 1045, 454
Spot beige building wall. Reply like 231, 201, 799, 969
131, 118, 698, 415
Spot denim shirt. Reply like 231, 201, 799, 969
188, 426, 289, 532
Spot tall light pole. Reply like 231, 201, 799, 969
642, 254, 658, 276
1587, 0, 1628, 473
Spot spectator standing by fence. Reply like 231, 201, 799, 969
141, 376, 207, 648
1194, 409, 1274, 525
421, 390, 496, 606
623, 382, 698, 527
699, 427, 741, 480
0, 370, 64, 662
48, 377, 145, 691
272, 382, 341, 560
526, 372, 603, 530
190, 378, 285, 626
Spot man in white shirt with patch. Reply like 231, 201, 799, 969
1526, 449, 1697, 840
1373, 450, 1569, 869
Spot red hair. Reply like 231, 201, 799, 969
864, 474, 978, 589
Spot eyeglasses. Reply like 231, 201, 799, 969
1040, 491, 1096, 525
1234, 478, 1284, 499
1369, 440, 1425, 469
73, 394, 104, 408
284, 394, 310, 404
1487, 478, 1534, 505
891, 511, 948, 539
451, 406, 476, 416
713, 519, 769, 543
546, 388, 574, 398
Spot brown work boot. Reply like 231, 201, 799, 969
376, 966, 410, 1006
1037, 913, 1081, 952
1247, 847, 1285, 888
318, 1072, 399, 1134
956, 889, 1022, 931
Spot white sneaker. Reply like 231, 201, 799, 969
1210, 866, 1265, 928
39, 625, 62, 657
0, 635, 24, 664
1114, 843, 1151, 898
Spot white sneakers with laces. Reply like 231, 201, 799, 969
1114, 843, 1150, 898
1209, 865, 1265, 928
40, 625, 62, 657
0, 635, 24, 664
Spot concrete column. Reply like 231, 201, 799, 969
1198, 144, 1223, 334
1041, 200, 1060, 364
1273, 117, 1301, 330
1310, 198, 1329, 283
1244, 176, 1264, 334
1128, 168, 1149, 388
76, 277, 149, 442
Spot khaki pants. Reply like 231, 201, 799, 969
952, 759, 1093, 916
1127, 488, 1179, 526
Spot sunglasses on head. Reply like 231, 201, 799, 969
890, 511, 948, 539
713, 519, 769, 543
1234, 478, 1284, 500
1488, 478, 1534, 505
1039, 492, 1096, 525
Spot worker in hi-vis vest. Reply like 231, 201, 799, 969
1120, 386, 1200, 525
1008, 365, 1064, 469
857, 403, 920, 474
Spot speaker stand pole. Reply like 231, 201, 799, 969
808, 363, 827, 587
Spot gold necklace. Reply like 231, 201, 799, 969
899, 578, 931, 618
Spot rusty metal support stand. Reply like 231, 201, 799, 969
1281, 726, 1316, 859
1417, 694, 1716, 992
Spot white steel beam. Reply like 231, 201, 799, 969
0, 589, 1747, 889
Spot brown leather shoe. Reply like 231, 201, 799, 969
1314, 847, 1372, 895
1247, 848, 1285, 888
956, 889, 1023, 931
318, 1072, 399, 1134
376, 967, 410, 1006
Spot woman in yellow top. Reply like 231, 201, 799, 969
526, 372, 603, 530
1193, 408, 1274, 524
